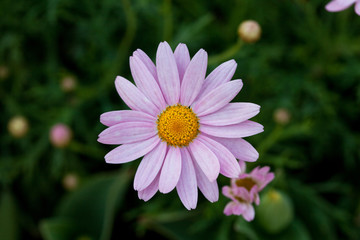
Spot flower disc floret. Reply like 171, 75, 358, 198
157, 104, 199, 147
235, 177, 257, 191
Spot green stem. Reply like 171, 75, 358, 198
76, 0, 137, 103
257, 125, 284, 156
112, 0, 137, 75
208, 39, 243, 65
162, 0, 173, 42
68, 141, 105, 159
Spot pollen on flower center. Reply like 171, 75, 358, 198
157, 104, 200, 147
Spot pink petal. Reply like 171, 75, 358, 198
325, 0, 356, 12
105, 136, 160, 164
255, 166, 270, 175
231, 202, 248, 215
256, 172, 275, 191
192, 80, 243, 116
100, 110, 156, 127
210, 137, 259, 162
264, 174, 275, 188
266, 172, 275, 183
159, 147, 182, 193
200, 120, 264, 138
188, 139, 219, 182
133, 49, 158, 80
193, 156, 219, 202
98, 122, 156, 145
254, 193, 260, 205
174, 43, 190, 82
134, 142, 167, 191
176, 148, 198, 210
239, 160, 247, 172
115, 76, 159, 116
180, 49, 208, 106
242, 204, 255, 222
156, 42, 180, 105
138, 174, 159, 201
130, 56, 166, 110
199, 103, 260, 126
224, 202, 237, 215
196, 59, 237, 101
222, 186, 233, 199
197, 135, 240, 178
355, 1, 360, 15
236, 187, 253, 202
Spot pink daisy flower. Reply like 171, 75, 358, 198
222, 161, 274, 221
98, 41, 263, 210
325, 0, 360, 15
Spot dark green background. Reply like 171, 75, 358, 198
1, 0, 360, 239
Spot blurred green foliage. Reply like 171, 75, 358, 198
1, 0, 360, 239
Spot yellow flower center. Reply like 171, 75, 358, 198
157, 104, 200, 147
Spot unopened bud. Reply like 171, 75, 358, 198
60, 75, 77, 92
273, 108, 291, 125
62, 173, 79, 191
8, 116, 29, 138
238, 20, 261, 43
0, 65, 9, 79
50, 123, 72, 148
256, 189, 294, 233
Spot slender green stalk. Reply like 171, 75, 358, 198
162, 0, 173, 42
208, 39, 243, 65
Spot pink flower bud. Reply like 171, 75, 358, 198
8, 116, 29, 138
238, 20, 261, 43
50, 123, 72, 148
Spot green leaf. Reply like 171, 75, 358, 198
288, 180, 340, 240
138, 211, 199, 240
44, 168, 131, 240
234, 217, 259, 240
277, 220, 311, 240
174, 14, 213, 43
39, 218, 77, 240
0, 191, 18, 240
138, 209, 225, 240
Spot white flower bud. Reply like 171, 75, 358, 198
238, 20, 261, 43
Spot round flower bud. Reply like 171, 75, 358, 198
50, 123, 72, 148
256, 189, 294, 233
238, 20, 261, 43
273, 108, 291, 125
60, 75, 77, 92
8, 116, 29, 138
62, 173, 79, 191
0, 65, 9, 79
